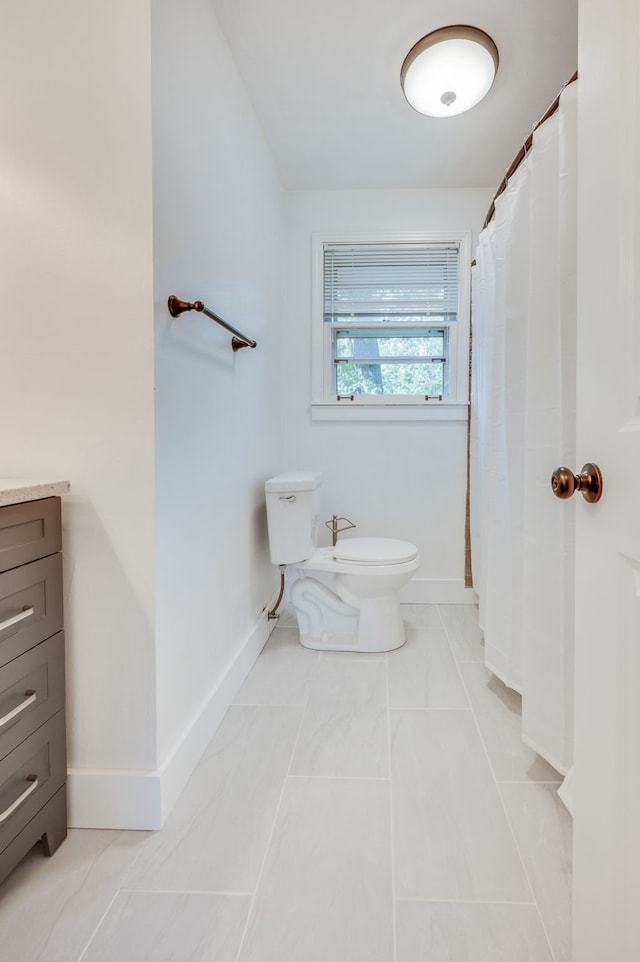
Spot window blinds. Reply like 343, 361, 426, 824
323, 243, 460, 321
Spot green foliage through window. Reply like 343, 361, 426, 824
334, 328, 446, 395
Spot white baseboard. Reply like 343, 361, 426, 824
67, 611, 274, 830
66, 769, 163, 831
158, 611, 274, 822
400, 577, 476, 605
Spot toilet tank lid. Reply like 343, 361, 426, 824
265, 472, 323, 493
334, 537, 418, 564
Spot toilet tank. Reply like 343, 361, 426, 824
265, 472, 323, 564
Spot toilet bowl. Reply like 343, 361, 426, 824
265, 473, 419, 652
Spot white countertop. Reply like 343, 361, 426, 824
0, 479, 71, 507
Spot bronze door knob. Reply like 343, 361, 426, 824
550, 463, 603, 503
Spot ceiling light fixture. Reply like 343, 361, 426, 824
401, 25, 499, 118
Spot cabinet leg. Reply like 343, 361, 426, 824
40, 786, 68, 857
0, 786, 68, 885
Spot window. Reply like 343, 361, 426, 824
312, 233, 471, 421
334, 327, 448, 396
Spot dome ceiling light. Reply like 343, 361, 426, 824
401, 25, 499, 118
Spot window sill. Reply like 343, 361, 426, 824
310, 401, 469, 422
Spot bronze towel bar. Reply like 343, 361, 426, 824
167, 296, 257, 352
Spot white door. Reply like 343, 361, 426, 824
572, 1, 640, 958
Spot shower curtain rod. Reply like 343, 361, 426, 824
482, 71, 578, 230
167, 295, 257, 352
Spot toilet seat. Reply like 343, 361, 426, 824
333, 537, 418, 566
289, 539, 420, 653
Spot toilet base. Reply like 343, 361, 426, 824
290, 575, 407, 653
298, 630, 406, 653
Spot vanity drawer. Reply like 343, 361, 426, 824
0, 710, 66, 858
0, 633, 65, 762
0, 555, 63, 667
0, 498, 61, 575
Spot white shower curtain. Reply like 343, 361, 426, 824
471, 82, 577, 776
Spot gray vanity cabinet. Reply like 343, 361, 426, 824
0, 496, 67, 886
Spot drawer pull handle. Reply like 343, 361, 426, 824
0, 607, 35, 633
0, 775, 39, 824
0, 690, 37, 729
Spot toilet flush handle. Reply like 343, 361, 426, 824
280, 495, 296, 503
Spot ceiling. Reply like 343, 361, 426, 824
211, 0, 578, 191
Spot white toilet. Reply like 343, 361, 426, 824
265, 472, 419, 652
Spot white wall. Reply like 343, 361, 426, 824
0, 0, 157, 794
0, 1, 491, 829
283, 189, 492, 602
151, 0, 285, 807
1, 0, 285, 830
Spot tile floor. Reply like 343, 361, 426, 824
0, 604, 572, 962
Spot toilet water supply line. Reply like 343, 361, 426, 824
268, 567, 286, 620
267, 514, 357, 620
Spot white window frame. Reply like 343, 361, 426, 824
311, 231, 471, 421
